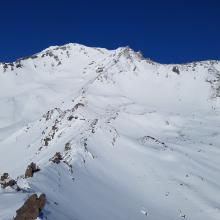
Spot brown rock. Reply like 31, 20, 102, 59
14, 193, 46, 220
25, 162, 40, 178
38, 193, 46, 211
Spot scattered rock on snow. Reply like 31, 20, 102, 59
139, 136, 168, 150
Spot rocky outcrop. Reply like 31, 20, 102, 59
1, 173, 9, 181
0, 173, 16, 189
50, 152, 63, 164
64, 142, 71, 151
14, 193, 46, 220
172, 66, 180, 74
25, 162, 40, 178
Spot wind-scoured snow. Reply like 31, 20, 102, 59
0, 43, 220, 220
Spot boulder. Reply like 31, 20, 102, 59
14, 193, 46, 220
25, 162, 40, 178
38, 194, 46, 210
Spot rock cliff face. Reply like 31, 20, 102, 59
0, 43, 220, 220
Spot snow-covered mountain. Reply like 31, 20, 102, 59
0, 43, 220, 220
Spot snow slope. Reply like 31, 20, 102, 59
0, 43, 220, 220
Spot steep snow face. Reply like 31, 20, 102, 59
0, 44, 220, 220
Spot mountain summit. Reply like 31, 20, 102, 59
0, 43, 220, 220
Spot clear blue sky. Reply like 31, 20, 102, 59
0, 0, 219, 63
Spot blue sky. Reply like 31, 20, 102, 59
0, 0, 219, 63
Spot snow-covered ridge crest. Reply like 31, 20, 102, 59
0, 42, 219, 72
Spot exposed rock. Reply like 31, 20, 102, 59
0, 173, 9, 181
44, 137, 51, 146
50, 152, 63, 164
25, 162, 40, 178
96, 67, 104, 73
15, 61, 23, 68
14, 193, 46, 220
38, 194, 46, 210
0, 173, 16, 189
172, 66, 180, 74
3, 179, 16, 188
73, 103, 85, 110
67, 115, 74, 121
139, 136, 168, 150
64, 142, 71, 151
